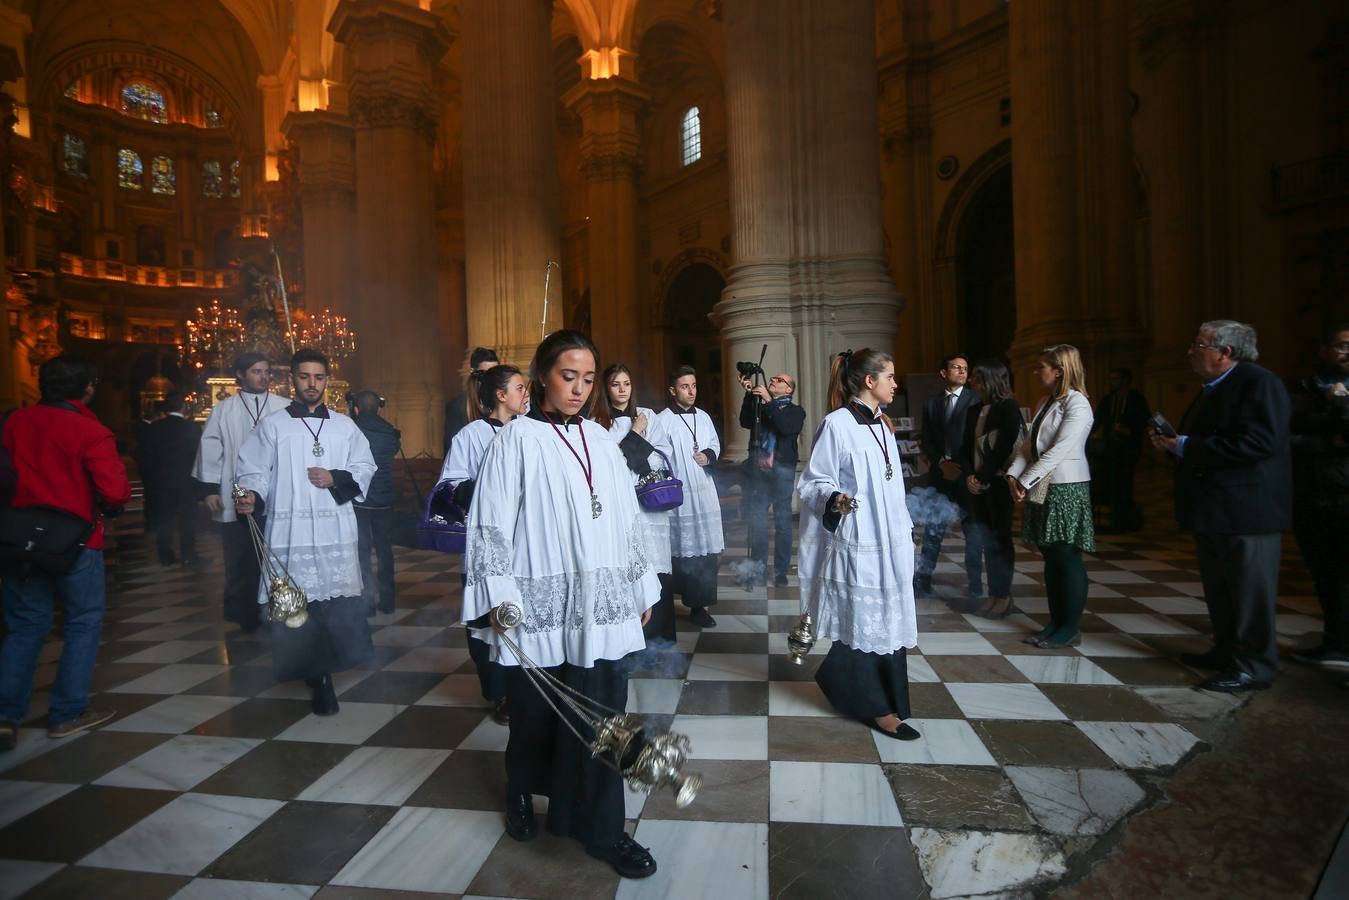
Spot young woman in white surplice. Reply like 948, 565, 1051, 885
235, 349, 377, 717
651, 366, 724, 633
462, 331, 661, 881
433, 363, 526, 719
797, 348, 921, 741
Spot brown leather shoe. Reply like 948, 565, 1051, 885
48, 708, 115, 739
491, 697, 510, 726
0, 720, 18, 752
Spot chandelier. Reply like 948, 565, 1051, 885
180, 297, 244, 374
291, 307, 356, 373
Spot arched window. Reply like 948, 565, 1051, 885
229, 160, 241, 198
118, 148, 144, 189
680, 106, 702, 167
121, 81, 167, 123
205, 106, 223, 129
201, 160, 223, 198
62, 134, 89, 178
150, 156, 176, 195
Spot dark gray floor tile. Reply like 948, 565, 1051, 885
405, 749, 506, 810
467, 830, 619, 900
972, 719, 1116, 768
363, 705, 487, 749
0, 784, 178, 862
0, 730, 171, 784
694, 632, 769, 654
189, 698, 314, 739
885, 764, 1035, 830
676, 681, 769, 716
183, 665, 281, 698
339, 671, 447, 705
1038, 684, 1169, 722
20, 866, 190, 899
194, 739, 356, 800
641, 759, 769, 823
769, 717, 879, 763
205, 800, 397, 884
768, 822, 926, 900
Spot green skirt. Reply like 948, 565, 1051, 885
1022, 481, 1096, 551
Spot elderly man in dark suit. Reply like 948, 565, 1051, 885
1151, 320, 1292, 693
916, 353, 982, 601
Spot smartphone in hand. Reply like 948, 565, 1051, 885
1148, 412, 1178, 438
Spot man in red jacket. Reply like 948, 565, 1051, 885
0, 356, 131, 751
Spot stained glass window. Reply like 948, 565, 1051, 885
118, 148, 144, 189
680, 107, 702, 167
62, 134, 89, 178
229, 160, 241, 198
205, 106, 223, 128
201, 160, 223, 198
121, 82, 167, 123
150, 156, 175, 195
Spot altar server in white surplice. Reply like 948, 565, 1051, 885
652, 366, 724, 635
463, 331, 660, 881
797, 348, 921, 742
434, 363, 527, 722
593, 362, 675, 584
191, 352, 291, 632
234, 348, 377, 717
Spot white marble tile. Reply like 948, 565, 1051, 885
298, 747, 449, 805
399, 582, 451, 596
0, 780, 79, 828
1086, 583, 1124, 599
1087, 570, 1149, 584
767, 681, 839, 717
121, 622, 213, 642
1075, 721, 1199, 769
1096, 613, 1197, 635
103, 695, 245, 734
1005, 655, 1122, 686
627, 678, 684, 714
457, 715, 510, 751
1074, 633, 1160, 658
383, 647, 470, 674
369, 625, 444, 648
414, 674, 487, 708
258, 669, 372, 699
105, 663, 229, 695
113, 640, 219, 664
118, 607, 204, 624
0, 859, 64, 900
686, 653, 768, 681
674, 630, 702, 654
769, 761, 902, 826
96, 735, 261, 791
275, 702, 405, 744
619, 820, 768, 900
671, 715, 768, 760
1276, 614, 1326, 636
624, 778, 651, 820
713, 614, 769, 633
1013, 597, 1050, 615
1006, 766, 1144, 835
1133, 596, 1210, 616
908, 827, 1066, 900
871, 718, 997, 767
1133, 687, 1241, 720
768, 597, 803, 615
1166, 582, 1206, 597
0, 728, 83, 774
946, 683, 1067, 721
80, 792, 283, 875
906, 654, 941, 684
171, 879, 318, 899
916, 633, 999, 656
1014, 560, 1046, 572
961, 613, 1044, 634
331, 807, 502, 894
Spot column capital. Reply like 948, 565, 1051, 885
563, 76, 649, 182
329, 0, 453, 57
282, 109, 355, 201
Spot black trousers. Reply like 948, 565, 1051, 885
506, 658, 628, 847
270, 594, 374, 683
1194, 531, 1282, 681
153, 493, 196, 565
815, 642, 911, 720
1096, 448, 1140, 531
221, 518, 263, 630
967, 480, 1015, 598
459, 573, 507, 702
1293, 506, 1349, 654
745, 464, 796, 576
355, 506, 396, 611
649, 554, 719, 641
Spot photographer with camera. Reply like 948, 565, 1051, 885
738, 358, 805, 588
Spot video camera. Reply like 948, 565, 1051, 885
736, 345, 769, 382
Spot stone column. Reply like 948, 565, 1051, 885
563, 76, 647, 368
1138, 0, 1208, 421
716, 0, 901, 459
330, 0, 450, 454
459, 0, 562, 368
282, 110, 357, 319
1007, 0, 1142, 398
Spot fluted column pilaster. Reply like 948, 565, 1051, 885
283, 110, 357, 322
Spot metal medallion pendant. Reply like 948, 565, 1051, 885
591, 493, 603, 519
885, 463, 893, 481
312, 440, 325, 458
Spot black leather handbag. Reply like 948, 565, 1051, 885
0, 506, 93, 576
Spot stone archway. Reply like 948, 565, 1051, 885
657, 251, 727, 425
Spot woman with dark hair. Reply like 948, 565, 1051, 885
798, 348, 920, 740
435, 363, 526, 722
462, 330, 660, 879
961, 360, 1026, 619
596, 363, 675, 580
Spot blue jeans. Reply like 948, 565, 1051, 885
0, 549, 106, 727
917, 519, 984, 597
745, 464, 796, 576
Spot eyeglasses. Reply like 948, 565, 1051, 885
770, 376, 794, 389
946, 365, 968, 372
1190, 341, 1226, 353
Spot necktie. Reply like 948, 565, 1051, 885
946, 392, 957, 419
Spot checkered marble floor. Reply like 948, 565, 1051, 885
0, 474, 1325, 899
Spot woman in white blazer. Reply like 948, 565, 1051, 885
1006, 344, 1096, 648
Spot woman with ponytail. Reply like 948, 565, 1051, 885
435, 363, 527, 721
797, 348, 920, 740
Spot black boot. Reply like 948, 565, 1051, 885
585, 834, 657, 879
505, 791, 536, 842
306, 675, 339, 716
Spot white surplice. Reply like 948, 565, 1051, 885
436, 417, 503, 490
797, 403, 918, 654
191, 390, 292, 523
608, 407, 674, 575
236, 407, 376, 605
653, 405, 724, 558
462, 415, 661, 669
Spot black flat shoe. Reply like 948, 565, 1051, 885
505, 792, 537, 842
1035, 633, 1081, 649
867, 718, 921, 741
585, 834, 657, 879
1198, 670, 1271, 694
689, 608, 717, 628
1181, 650, 1231, 670
306, 675, 339, 716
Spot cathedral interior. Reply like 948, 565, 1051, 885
0, 1, 1348, 898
